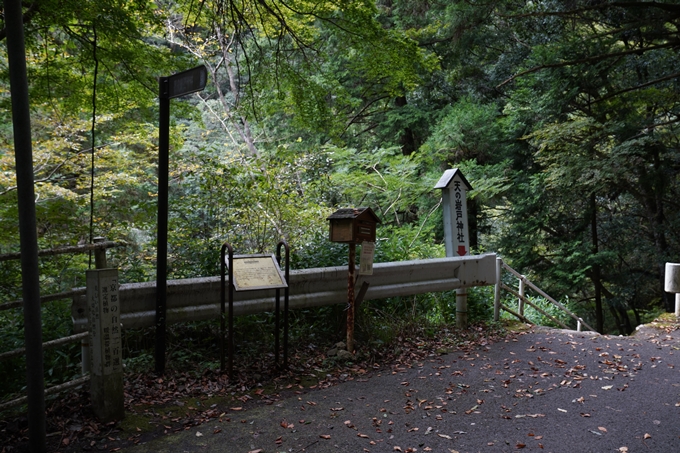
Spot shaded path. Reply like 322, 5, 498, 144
123, 326, 680, 453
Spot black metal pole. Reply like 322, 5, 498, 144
228, 248, 234, 380
4, 0, 46, 450
155, 77, 169, 375
274, 251, 281, 367
281, 242, 290, 369
220, 243, 232, 372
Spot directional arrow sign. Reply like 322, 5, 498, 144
167, 65, 207, 99
434, 168, 472, 258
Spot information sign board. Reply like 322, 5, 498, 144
228, 254, 288, 291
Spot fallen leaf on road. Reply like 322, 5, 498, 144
230, 407, 243, 411
601, 385, 613, 390
358, 433, 369, 438
393, 447, 402, 452
598, 427, 607, 433
195, 431, 203, 437
438, 433, 452, 439
320, 434, 331, 439
619, 448, 628, 452
557, 408, 567, 413
247, 450, 262, 453
644, 433, 651, 439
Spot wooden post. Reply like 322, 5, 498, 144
435, 169, 472, 329
87, 269, 124, 422
347, 243, 356, 353
518, 275, 526, 317
494, 257, 502, 322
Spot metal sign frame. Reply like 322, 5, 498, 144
220, 242, 290, 379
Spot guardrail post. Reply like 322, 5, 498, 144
494, 257, 502, 322
87, 268, 124, 422
456, 288, 468, 329
518, 275, 525, 317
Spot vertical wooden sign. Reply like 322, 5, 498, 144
87, 269, 124, 422
434, 168, 472, 257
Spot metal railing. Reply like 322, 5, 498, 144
0, 238, 126, 412
72, 253, 499, 332
493, 257, 597, 333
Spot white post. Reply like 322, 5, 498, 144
518, 275, 526, 317
577, 319, 582, 332
494, 257, 502, 322
435, 169, 473, 329
664, 263, 680, 317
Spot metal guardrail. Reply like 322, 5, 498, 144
72, 253, 498, 333
493, 258, 597, 333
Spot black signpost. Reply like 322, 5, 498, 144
155, 66, 207, 375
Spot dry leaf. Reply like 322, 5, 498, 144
320, 434, 331, 439
393, 447, 402, 452
598, 427, 607, 433
644, 433, 652, 439
230, 407, 243, 411
619, 448, 628, 453
358, 433, 369, 438
247, 450, 262, 453
195, 431, 203, 437
601, 385, 613, 390
438, 433, 452, 439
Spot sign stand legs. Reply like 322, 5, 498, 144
347, 243, 356, 354
220, 241, 290, 380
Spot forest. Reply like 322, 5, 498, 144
1, 0, 680, 405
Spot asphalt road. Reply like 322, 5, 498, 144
122, 325, 680, 453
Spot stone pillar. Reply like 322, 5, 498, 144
87, 268, 124, 422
